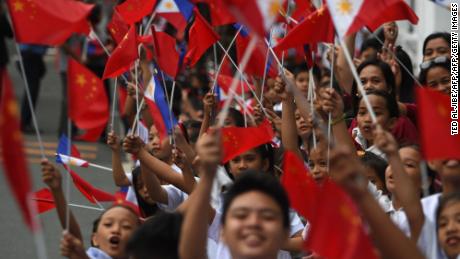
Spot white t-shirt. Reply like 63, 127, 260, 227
86, 247, 112, 259
208, 211, 304, 259
210, 166, 233, 210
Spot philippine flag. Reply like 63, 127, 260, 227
156, 0, 194, 35
144, 76, 178, 140
55, 135, 89, 167
55, 153, 89, 168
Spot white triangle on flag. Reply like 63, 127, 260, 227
156, 0, 180, 13
326, 0, 364, 38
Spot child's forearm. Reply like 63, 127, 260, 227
50, 187, 83, 241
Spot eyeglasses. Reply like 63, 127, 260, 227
420, 56, 450, 70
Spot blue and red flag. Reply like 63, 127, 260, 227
144, 76, 178, 140
156, 0, 194, 37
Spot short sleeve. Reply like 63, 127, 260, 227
157, 185, 188, 212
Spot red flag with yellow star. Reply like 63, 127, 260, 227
115, 0, 157, 25
281, 150, 319, 220
221, 119, 275, 163
306, 179, 378, 259
107, 9, 130, 45
184, 9, 220, 67
68, 59, 109, 141
417, 88, 460, 160
103, 26, 139, 79
6, 0, 94, 45
0, 69, 36, 231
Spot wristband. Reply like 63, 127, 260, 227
330, 114, 346, 126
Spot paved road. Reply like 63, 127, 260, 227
0, 52, 121, 258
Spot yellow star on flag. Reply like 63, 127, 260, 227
164, 1, 174, 10
76, 74, 86, 87
13, 0, 24, 12
7, 100, 19, 119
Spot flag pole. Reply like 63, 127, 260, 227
110, 77, 118, 132
26, 194, 48, 259
308, 69, 317, 149
218, 34, 258, 127
327, 40, 336, 173
210, 26, 243, 94
168, 80, 177, 148
338, 37, 377, 123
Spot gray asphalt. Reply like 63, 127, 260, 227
0, 52, 120, 258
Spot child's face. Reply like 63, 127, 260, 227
135, 174, 154, 204
308, 145, 328, 184
359, 65, 388, 92
295, 71, 310, 97
295, 109, 312, 139
424, 37, 450, 61
228, 149, 268, 178
438, 200, 460, 258
365, 167, 385, 193
148, 125, 172, 161
221, 191, 288, 259
357, 95, 394, 143
92, 207, 139, 258
385, 147, 422, 193
432, 160, 460, 183
426, 66, 451, 94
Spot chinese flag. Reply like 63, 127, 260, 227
6, 0, 93, 45
274, 6, 334, 53
184, 9, 220, 67
33, 188, 56, 214
64, 166, 115, 204
115, 0, 157, 25
306, 179, 378, 259
0, 69, 35, 230
107, 9, 130, 45
221, 120, 275, 163
281, 151, 319, 220
103, 26, 139, 79
205, 0, 236, 26
68, 59, 109, 141
151, 29, 180, 78
417, 88, 460, 160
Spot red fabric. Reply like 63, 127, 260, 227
216, 73, 254, 95
68, 59, 109, 141
115, 0, 157, 24
0, 69, 35, 231
306, 179, 378, 259
145, 98, 168, 142
74, 126, 107, 142
6, 0, 93, 45
103, 26, 139, 79
184, 9, 220, 67
65, 166, 115, 204
118, 86, 128, 117
33, 188, 56, 214
221, 120, 275, 163
281, 151, 318, 219
273, 6, 334, 53
107, 9, 130, 45
416, 88, 460, 160
404, 102, 418, 125
349, 116, 419, 149
151, 29, 180, 78
205, 0, 236, 26
347, 0, 418, 36
236, 35, 277, 78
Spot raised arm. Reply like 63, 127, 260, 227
41, 160, 83, 242
107, 131, 130, 187
334, 34, 356, 94
198, 92, 216, 137
179, 129, 221, 259
374, 127, 424, 240
330, 148, 424, 259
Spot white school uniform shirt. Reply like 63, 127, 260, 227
352, 127, 387, 160
208, 210, 305, 259
86, 247, 112, 259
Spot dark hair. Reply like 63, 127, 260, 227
222, 170, 290, 229
436, 192, 460, 230
395, 47, 415, 103
228, 108, 245, 127
423, 32, 451, 55
360, 37, 382, 57
91, 204, 142, 246
352, 59, 397, 116
126, 212, 183, 259
354, 89, 400, 119
419, 58, 451, 86
292, 63, 321, 83
132, 167, 159, 217
360, 151, 388, 193
224, 143, 275, 180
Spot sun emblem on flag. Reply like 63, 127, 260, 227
269, 0, 282, 17
337, 0, 353, 15
164, 0, 174, 10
